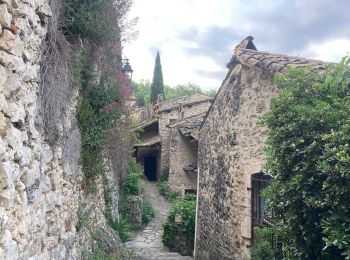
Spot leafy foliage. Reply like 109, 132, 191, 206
132, 81, 216, 107
142, 200, 155, 225
162, 195, 196, 255
65, 0, 133, 44
250, 226, 289, 260
150, 51, 165, 104
75, 48, 125, 188
158, 178, 178, 202
123, 159, 143, 195
261, 57, 350, 259
107, 217, 132, 243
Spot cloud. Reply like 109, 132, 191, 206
179, 26, 242, 66
123, 0, 350, 90
177, 0, 350, 61
249, 0, 350, 54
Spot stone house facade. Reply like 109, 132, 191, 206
194, 37, 327, 259
168, 113, 206, 194
133, 93, 212, 193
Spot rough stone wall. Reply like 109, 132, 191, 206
195, 64, 278, 259
168, 129, 197, 194
158, 100, 212, 178
0, 1, 123, 259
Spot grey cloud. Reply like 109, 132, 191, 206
180, 26, 242, 66
249, 0, 350, 53
178, 0, 350, 63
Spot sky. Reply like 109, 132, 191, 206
123, 0, 350, 90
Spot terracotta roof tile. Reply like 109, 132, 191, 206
232, 47, 328, 73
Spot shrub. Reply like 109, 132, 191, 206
162, 195, 196, 255
159, 179, 177, 202
123, 159, 143, 195
64, 0, 131, 44
250, 226, 287, 260
142, 200, 155, 225
108, 217, 132, 243
261, 57, 350, 259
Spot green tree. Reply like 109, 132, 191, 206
165, 83, 202, 100
260, 57, 350, 259
150, 51, 165, 104
131, 80, 151, 107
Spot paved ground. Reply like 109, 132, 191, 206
125, 180, 192, 260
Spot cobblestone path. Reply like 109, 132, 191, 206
125, 180, 192, 260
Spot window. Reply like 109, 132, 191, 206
251, 172, 272, 227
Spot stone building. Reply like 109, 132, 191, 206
194, 36, 327, 259
133, 93, 213, 193
168, 113, 206, 194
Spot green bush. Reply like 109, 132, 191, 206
261, 57, 350, 259
250, 226, 286, 260
162, 195, 196, 255
108, 217, 132, 243
142, 200, 155, 225
159, 180, 177, 202
123, 159, 143, 195
65, 0, 122, 44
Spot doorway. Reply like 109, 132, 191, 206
144, 156, 157, 181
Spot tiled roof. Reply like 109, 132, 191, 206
169, 113, 206, 140
228, 36, 327, 73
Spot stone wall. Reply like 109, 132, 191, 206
195, 64, 278, 259
168, 128, 197, 194
0, 1, 124, 259
158, 99, 212, 178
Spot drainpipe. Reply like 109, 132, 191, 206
193, 163, 200, 257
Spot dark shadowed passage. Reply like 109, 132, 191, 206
144, 156, 157, 181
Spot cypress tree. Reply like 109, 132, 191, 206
150, 51, 165, 104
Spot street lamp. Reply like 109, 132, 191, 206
120, 58, 133, 86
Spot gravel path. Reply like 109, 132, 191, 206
125, 180, 192, 260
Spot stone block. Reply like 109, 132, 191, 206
22, 160, 40, 187
16, 146, 31, 167
3, 101, 25, 123
0, 29, 15, 52
126, 195, 143, 228
0, 112, 9, 137
5, 125, 22, 149
0, 188, 15, 208
10, 35, 24, 57
0, 138, 5, 159
0, 4, 12, 28
0, 161, 14, 189
2, 230, 19, 259
11, 0, 19, 9
0, 64, 6, 92
0, 50, 26, 72
3, 72, 21, 97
